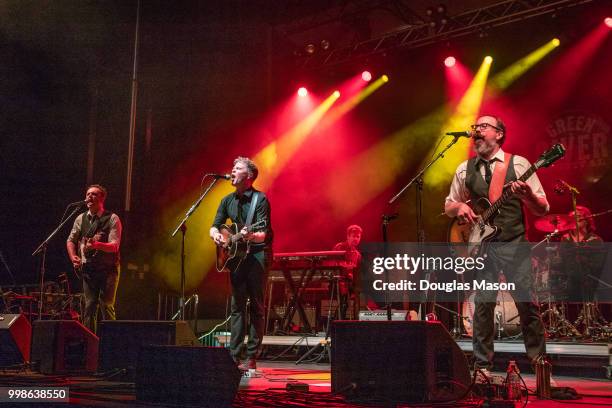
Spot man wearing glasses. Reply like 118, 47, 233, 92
444, 115, 549, 375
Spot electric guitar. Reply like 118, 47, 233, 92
448, 144, 566, 257
73, 232, 103, 279
215, 219, 267, 272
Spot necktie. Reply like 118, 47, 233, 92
481, 159, 492, 185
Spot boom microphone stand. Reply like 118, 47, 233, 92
171, 175, 221, 321
387, 135, 463, 320
32, 202, 85, 320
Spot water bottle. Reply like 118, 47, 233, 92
505, 360, 521, 400
535, 355, 552, 399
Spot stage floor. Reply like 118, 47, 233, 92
0, 361, 610, 407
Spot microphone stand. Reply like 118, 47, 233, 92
32, 203, 85, 321
171, 177, 220, 321
387, 135, 463, 320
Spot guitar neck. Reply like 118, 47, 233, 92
482, 164, 537, 221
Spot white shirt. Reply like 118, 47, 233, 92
445, 149, 549, 211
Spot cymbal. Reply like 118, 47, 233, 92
534, 214, 574, 232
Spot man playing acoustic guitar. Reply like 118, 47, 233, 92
210, 157, 273, 371
444, 115, 549, 375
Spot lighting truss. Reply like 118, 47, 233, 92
291, 0, 593, 69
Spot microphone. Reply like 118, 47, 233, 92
208, 173, 231, 180
555, 179, 580, 195
446, 131, 472, 138
68, 200, 87, 207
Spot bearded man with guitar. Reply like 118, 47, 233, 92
66, 184, 122, 334
210, 157, 272, 371
445, 115, 552, 373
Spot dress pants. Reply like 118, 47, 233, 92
82, 262, 120, 334
229, 253, 267, 360
472, 236, 546, 369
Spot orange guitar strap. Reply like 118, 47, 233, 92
488, 153, 512, 202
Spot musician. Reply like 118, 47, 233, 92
562, 205, 602, 244
66, 184, 122, 333
561, 205, 604, 303
210, 157, 272, 371
444, 115, 549, 372
333, 224, 363, 319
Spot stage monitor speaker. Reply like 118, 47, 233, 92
331, 320, 470, 403
136, 345, 240, 407
98, 320, 198, 378
0, 314, 31, 367
30, 320, 99, 374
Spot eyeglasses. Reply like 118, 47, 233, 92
470, 123, 502, 131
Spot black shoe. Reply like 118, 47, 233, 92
238, 359, 256, 371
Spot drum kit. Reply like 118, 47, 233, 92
531, 213, 610, 341
452, 210, 611, 341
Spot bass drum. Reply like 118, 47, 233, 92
462, 291, 521, 337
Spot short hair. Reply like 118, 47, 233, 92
347, 224, 363, 235
234, 156, 258, 181
87, 184, 107, 200
480, 114, 507, 146
493, 116, 507, 146
572, 205, 596, 233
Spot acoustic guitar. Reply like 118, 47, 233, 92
215, 219, 267, 272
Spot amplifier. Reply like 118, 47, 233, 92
359, 310, 408, 321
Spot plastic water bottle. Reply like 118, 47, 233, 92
505, 360, 521, 400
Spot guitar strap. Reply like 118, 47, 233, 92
245, 191, 259, 227
489, 153, 512, 202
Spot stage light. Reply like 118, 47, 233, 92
605, 17, 612, 28
382, 75, 389, 82
304, 44, 316, 55
552, 38, 560, 47
484, 56, 493, 63
361, 71, 372, 82
333, 90, 341, 98
444, 56, 456, 67
297, 87, 308, 97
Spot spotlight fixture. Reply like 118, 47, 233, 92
297, 87, 308, 97
320, 40, 330, 51
427, 3, 449, 28
382, 75, 389, 82
484, 56, 493, 63
333, 90, 341, 98
361, 71, 372, 82
304, 43, 316, 55
605, 17, 612, 28
552, 38, 560, 47
444, 56, 456, 67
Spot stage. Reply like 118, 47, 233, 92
0, 361, 610, 407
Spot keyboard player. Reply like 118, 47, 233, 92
332, 224, 363, 319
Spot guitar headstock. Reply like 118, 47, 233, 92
534, 143, 565, 169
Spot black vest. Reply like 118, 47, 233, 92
465, 155, 525, 241
79, 211, 119, 266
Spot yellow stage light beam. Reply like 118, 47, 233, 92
151, 91, 341, 291
318, 75, 390, 132
490, 38, 560, 91
255, 91, 341, 191
323, 107, 450, 218
425, 56, 494, 189
151, 181, 234, 292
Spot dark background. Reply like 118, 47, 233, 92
1, 1, 610, 321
